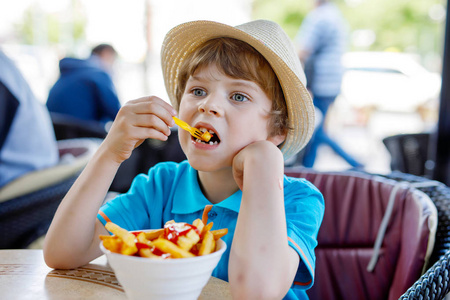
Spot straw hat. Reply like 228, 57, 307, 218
161, 19, 315, 160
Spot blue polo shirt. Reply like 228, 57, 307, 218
98, 161, 324, 299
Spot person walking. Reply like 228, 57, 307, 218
296, 0, 362, 168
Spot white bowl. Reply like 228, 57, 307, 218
100, 234, 227, 300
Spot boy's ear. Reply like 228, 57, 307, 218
267, 133, 287, 147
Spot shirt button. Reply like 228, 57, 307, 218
208, 211, 217, 220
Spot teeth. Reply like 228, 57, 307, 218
198, 127, 215, 136
195, 138, 218, 145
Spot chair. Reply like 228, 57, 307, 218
50, 112, 108, 140
382, 133, 431, 176
376, 171, 450, 299
284, 168, 438, 300
0, 138, 101, 249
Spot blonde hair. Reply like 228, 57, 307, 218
175, 37, 290, 137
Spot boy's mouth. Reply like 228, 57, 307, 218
194, 127, 220, 145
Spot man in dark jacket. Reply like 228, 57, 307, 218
46, 44, 121, 125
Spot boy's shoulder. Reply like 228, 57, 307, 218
283, 174, 324, 201
284, 174, 318, 189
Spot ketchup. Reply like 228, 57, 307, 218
163, 222, 200, 244
135, 242, 150, 250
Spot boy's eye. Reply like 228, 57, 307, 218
193, 89, 206, 97
232, 93, 248, 102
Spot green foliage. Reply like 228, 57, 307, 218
18, 8, 35, 44
252, 0, 446, 54
47, 15, 61, 44
252, 0, 312, 38
15, 3, 86, 46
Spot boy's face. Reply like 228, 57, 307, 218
178, 64, 281, 172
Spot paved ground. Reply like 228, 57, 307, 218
292, 96, 437, 175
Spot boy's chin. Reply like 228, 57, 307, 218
187, 157, 232, 173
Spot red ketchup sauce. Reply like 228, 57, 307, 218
164, 222, 200, 244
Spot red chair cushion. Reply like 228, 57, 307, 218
285, 169, 435, 300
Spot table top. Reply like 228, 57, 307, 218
0, 249, 231, 300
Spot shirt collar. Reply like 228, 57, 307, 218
171, 164, 242, 214
215, 191, 241, 213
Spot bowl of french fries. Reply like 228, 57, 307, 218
99, 219, 228, 300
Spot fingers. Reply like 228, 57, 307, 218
232, 142, 283, 191
117, 96, 176, 137
129, 96, 177, 120
102, 96, 178, 163
129, 125, 171, 142
132, 113, 172, 136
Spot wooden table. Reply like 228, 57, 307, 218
0, 249, 231, 300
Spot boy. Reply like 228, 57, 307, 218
44, 20, 324, 299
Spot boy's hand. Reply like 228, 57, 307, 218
103, 96, 177, 163
232, 140, 284, 191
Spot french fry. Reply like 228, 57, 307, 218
101, 236, 121, 253
136, 232, 154, 247
139, 248, 163, 259
105, 223, 136, 248
144, 228, 164, 241
192, 219, 204, 234
120, 243, 138, 256
199, 231, 215, 256
177, 229, 200, 251
201, 222, 213, 238
152, 238, 195, 258
105, 222, 138, 255
211, 228, 228, 240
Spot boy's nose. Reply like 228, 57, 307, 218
198, 95, 222, 116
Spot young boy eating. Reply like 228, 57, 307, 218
44, 19, 324, 299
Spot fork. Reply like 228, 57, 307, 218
173, 117, 212, 142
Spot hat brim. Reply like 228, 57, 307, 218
161, 20, 315, 160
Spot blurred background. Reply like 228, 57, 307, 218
0, 0, 446, 175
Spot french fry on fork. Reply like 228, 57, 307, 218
173, 117, 212, 142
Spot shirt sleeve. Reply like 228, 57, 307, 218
0, 82, 19, 150
284, 177, 325, 290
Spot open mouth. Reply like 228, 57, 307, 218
194, 128, 220, 145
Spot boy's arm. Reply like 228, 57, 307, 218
230, 141, 299, 299
43, 96, 176, 269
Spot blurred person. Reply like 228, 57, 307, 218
0, 49, 58, 189
295, 0, 362, 168
46, 44, 121, 126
